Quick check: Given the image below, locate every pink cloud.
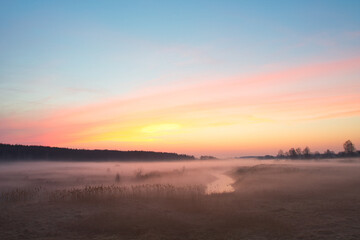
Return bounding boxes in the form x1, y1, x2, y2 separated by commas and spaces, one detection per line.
1, 56, 360, 147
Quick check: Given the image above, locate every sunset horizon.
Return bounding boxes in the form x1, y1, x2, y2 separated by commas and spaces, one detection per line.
1, 1, 359, 158
1, 1, 360, 239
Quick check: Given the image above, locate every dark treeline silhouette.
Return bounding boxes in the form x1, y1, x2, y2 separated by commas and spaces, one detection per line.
266, 140, 359, 160
0, 143, 195, 162
200, 155, 217, 160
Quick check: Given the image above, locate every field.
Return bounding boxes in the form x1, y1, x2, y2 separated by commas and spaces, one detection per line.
1, 159, 360, 240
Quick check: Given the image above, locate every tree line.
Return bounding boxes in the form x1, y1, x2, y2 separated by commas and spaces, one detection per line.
276, 140, 358, 159
0, 143, 195, 162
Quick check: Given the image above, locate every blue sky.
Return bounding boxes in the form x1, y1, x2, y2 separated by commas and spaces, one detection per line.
1, 1, 359, 94
0, 1, 359, 155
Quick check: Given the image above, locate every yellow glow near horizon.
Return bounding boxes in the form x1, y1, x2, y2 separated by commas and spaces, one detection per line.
78, 123, 182, 144
2, 57, 360, 157
141, 123, 181, 134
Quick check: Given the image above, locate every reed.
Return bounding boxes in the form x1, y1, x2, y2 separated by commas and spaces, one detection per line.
0, 184, 205, 203
0, 186, 43, 202
48, 184, 205, 202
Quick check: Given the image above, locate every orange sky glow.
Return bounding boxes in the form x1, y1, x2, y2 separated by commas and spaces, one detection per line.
1, 57, 359, 157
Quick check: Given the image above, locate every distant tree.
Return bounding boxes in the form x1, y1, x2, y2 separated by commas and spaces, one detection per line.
343, 140, 355, 154
288, 148, 297, 158
314, 151, 321, 158
295, 148, 302, 157
324, 149, 335, 158
200, 155, 217, 160
0, 143, 196, 161
277, 150, 284, 158
302, 146, 311, 158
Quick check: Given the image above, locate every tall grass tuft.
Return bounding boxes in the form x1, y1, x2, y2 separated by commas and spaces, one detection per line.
48, 184, 205, 203
115, 173, 121, 183
0, 186, 43, 202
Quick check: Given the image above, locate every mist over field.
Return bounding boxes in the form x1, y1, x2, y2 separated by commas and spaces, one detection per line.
1, 158, 360, 191
1, 158, 360, 239
1, 0, 360, 239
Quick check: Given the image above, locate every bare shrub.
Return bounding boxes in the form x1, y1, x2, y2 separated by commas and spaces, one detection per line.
115, 173, 121, 183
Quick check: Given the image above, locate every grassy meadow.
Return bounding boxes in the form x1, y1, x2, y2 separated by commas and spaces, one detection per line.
1, 159, 360, 240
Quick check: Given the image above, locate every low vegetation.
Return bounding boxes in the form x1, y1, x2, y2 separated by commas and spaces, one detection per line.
1, 160, 360, 240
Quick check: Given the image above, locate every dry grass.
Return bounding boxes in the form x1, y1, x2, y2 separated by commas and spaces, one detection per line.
0, 186, 43, 202
48, 184, 205, 202
0, 184, 205, 203
133, 167, 186, 181
0, 182, 293, 239
1, 162, 360, 240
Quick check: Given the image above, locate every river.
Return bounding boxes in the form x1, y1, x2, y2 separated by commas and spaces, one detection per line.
205, 172, 235, 194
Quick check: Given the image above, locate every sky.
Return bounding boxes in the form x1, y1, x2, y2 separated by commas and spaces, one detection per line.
0, 0, 360, 157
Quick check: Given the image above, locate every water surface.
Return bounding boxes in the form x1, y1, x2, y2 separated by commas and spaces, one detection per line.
206, 172, 235, 194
